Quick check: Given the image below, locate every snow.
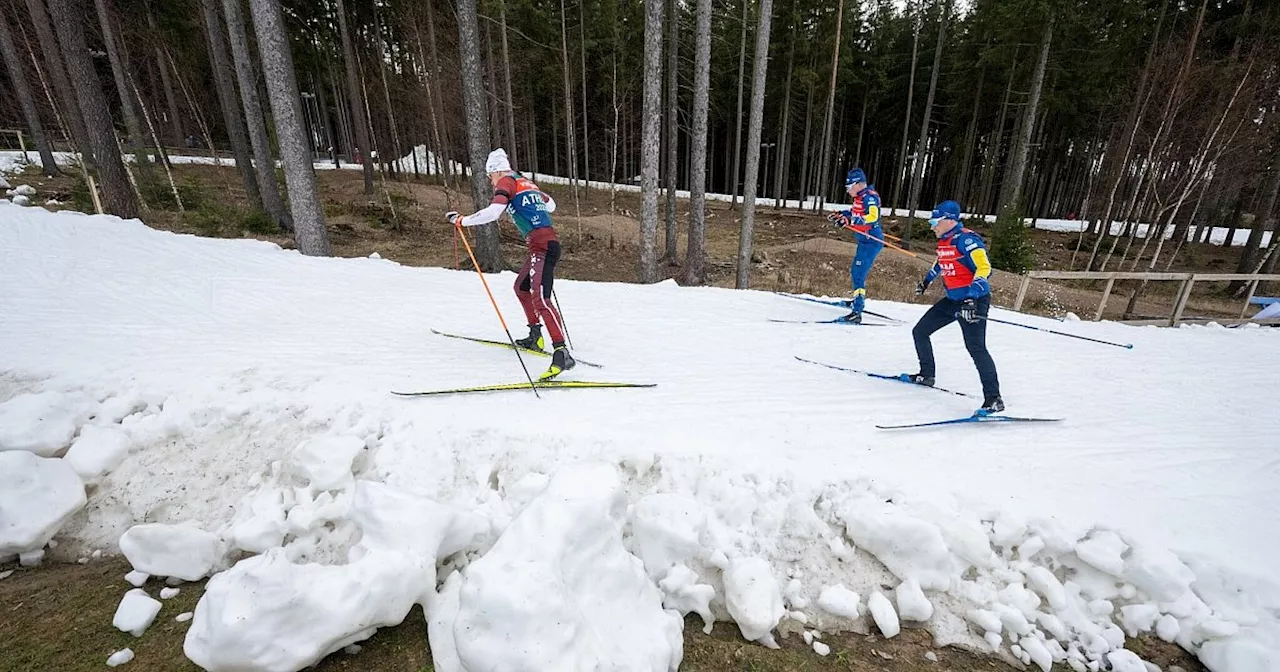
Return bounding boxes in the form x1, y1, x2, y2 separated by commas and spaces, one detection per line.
2, 203, 1280, 670
19, 548, 45, 566
63, 424, 133, 485
113, 588, 162, 636
161, 587, 180, 599
106, 648, 135, 667
896, 577, 934, 621
813, 640, 831, 656
124, 571, 148, 587
0, 452, 86, 555
431, 464, 682, 671
868, 591, 901, 638
817, 584, 861, 619
1109, 650, 1151, 672
11, 194, 30, 206
118, 523, 221, 581
0, 391, 87, 457
176, 612, 193, 622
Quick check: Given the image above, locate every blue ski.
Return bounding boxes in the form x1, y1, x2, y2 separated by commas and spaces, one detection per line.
876, 414, 1063, 430
795, 356, 976, 399
769, 318, 887, 326
774, 292, 902, 323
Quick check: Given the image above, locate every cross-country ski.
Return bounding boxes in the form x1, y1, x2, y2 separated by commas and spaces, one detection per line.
392, 380, 656, 397
875, 413, 1064, 430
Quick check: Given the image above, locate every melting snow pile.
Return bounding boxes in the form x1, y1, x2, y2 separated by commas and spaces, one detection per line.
1, 201, 1279, 672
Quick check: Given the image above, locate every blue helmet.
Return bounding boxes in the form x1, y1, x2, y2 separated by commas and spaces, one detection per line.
845, 168, 867, 187
931, 200, 962, 221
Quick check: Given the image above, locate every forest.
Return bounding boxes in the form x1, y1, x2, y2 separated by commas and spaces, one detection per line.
1, 0, 1278, 287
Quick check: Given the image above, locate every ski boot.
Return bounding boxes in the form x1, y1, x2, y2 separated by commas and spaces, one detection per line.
539, 344, 576, 381
901, 373, 935, 387
977, 396, 1005, 416
514, 324, 546, 352
839, 310, 863, 324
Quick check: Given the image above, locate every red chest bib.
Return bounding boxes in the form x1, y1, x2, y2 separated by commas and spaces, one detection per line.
936, 234, 976, 289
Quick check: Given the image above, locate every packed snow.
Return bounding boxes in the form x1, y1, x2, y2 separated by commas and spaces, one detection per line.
1, 201, 1279, 671
106, 648, 135, 667
113, 588, 162, 636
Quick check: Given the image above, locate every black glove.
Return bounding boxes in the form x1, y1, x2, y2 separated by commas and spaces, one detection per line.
826, 211, 849, 228
914, 279, 929, 296
446, 211, 461, 225
959, 298, 979, 323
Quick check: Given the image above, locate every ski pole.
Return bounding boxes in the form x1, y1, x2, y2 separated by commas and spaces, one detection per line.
551, 289, 573, 350
960, 313, 1134, 349
454, 222, 542, 396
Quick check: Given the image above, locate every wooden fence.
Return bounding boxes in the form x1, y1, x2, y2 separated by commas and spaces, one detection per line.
1011, 271, 1280, 326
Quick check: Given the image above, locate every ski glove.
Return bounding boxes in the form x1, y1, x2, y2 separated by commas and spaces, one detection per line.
446, 211, 461, 226
914, 279, 930, 296
959, 298, 980, 324
826, 211, 849, 228
968, 277, 990, 298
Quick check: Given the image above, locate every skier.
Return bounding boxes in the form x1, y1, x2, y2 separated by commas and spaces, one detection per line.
447, 148, 574, 380
906, 199, 1004, 414
825, 168, 883, 323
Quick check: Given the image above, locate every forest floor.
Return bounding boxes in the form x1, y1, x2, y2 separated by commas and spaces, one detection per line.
12, 161, 1272, 323
0, 558, 1202, 672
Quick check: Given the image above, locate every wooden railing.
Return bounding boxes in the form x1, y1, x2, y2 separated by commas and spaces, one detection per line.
1011, 271, 1280, 326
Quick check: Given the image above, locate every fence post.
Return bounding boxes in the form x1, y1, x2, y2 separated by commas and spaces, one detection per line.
1013, 275, 1032, 312
1094, 276, 1117, 321
1170, 276, 1197, 326
1239, 278, 1260, 319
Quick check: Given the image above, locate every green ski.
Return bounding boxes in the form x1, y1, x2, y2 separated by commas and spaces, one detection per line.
430, 329, 603, 368
392, 380, 655, 397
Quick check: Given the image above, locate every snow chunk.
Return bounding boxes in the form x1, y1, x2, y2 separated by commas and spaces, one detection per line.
106, 648, 135, 667
63, 425, 133, 485
0, 570, 13, 580
435, 464, 683, 670
1124, 546, 1194, 602
20, 548, 45, 566
725, 557, 785, 647
125, 571, 148, 587
113, 589, 162, 636
817, 584, 861, 619
1199, 637, 1279, 672
12, 194, 30, 206
984, 631, 1002, 650
13, 184, 35, 196
119, 523, 221, 581
1076, 531, 1128, 577
1107, 650, 1149, 672
186, 481, 481, 672
837, 497, 953, 590
1120, 604, 1160, 636
0, 452, 86, 555
288, 435, 364, 492
813, 640, 831, 656
161, 587, 180, 599
1018, 536, 1046, 561
967, 608, 1003, 634
926, 651, 939, 662
175, 612, 193, 622
0, 392, 82, 457
1027, 566, 1067, 610
658, 564, 715, 633
1021, 636, 1053, 672
867, 591, 900, 638
630, 494, 707, 579
896, 578, 934, 621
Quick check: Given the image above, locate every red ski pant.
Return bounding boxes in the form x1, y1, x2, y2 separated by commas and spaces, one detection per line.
514, 227, 566, 345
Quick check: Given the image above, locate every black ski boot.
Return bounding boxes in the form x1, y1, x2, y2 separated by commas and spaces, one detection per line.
839, 310, 863, 324
540, 344, 576, 381
902, 373, 935, 387
978, 396, 1005, 415
514, 324, 545, 352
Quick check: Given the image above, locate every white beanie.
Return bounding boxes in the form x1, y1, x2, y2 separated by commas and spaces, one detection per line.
485, 148, 511, 174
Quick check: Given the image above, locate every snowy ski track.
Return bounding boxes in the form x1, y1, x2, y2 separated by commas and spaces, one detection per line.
1, 201, 1278, 671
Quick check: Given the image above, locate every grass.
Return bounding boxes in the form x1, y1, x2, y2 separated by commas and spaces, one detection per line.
0, 558, 1203, 672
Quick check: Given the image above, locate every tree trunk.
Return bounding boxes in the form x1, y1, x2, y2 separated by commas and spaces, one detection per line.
144, 1, 185, 145
455, 0, 502, 270
335, 0, 374, 195
0, 7, 57, 176
904, 0, 949, 245
815, 0, 845, 212
499, 0, 517, 162
48, 0, 138, 218
315, 71, 340, 167
1237, 163, 1280, 273
223, 0, 290, 230
664, 0, 679, 261
798, 83, 814, 207
730, 0, 749, 207
247, 0, 329, 255
558, 0, 582, 236
684, 0, 711, 284
579, 0, 590, 187
774, 29, 795, 209
374, 10, 404, 187
24, 0, 92, 162
999, 17, 1052, 215
955, 64, 984, 204
893, 5, 920, 211
201, 0, 262, 211
734, 0, 773, 289
638, 0, 663, 282
92, 0, 149, 171
424, 0, 453, 186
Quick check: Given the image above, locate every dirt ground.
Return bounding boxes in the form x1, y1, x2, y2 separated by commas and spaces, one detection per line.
11, 162, 1272, 324
0, 558, 1204, 672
